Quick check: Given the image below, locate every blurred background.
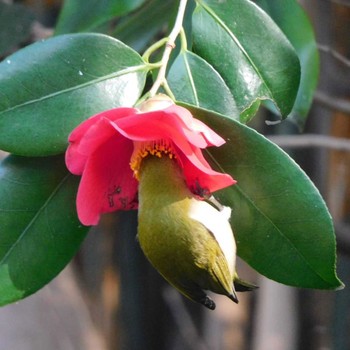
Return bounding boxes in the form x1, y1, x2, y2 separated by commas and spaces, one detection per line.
0, 0, 349, 349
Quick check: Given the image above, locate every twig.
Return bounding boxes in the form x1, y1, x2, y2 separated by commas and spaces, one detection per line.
162, 286, 209, 350
314, 90, 350, 115
336, 222, 350, 256
148, 0, 188, 97
322, 0, 350, 7
268, 134, 350, 152
318, 44, 350, 67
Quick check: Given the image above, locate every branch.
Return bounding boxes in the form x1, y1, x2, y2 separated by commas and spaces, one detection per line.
324, 0, 350, 7
314, 90, 350, 115
162, 286, 209, 350
336, 222, 350, 256
268, 134, 350, 152
149, 0, 188, 97
317, 44, 350, 67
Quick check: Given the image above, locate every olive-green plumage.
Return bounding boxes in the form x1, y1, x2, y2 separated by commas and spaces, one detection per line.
137, 156, 238, 310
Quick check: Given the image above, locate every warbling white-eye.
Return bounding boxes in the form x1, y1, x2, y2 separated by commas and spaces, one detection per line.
137, 155, 256, 310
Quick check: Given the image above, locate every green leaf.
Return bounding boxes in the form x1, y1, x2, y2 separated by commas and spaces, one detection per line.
0, 2, 35, 56
0, 155, 89, 305
55, 0, 145, 34
168, 50, 240, 118
185, 105, 342, 289
192, 0, 301, 122
254, 0, 319, 129
113, 0, 178, 52
0, 33, 148, 156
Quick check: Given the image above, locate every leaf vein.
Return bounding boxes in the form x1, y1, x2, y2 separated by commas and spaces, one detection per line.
198, 2, 274, 100
204, 149, 330, 284
0, 64, 148, 116
183, 52, 199, 106
0, 174, 71, 265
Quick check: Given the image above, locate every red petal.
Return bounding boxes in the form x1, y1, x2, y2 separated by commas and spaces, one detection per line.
67, 103, 235, 226
68, 107, 137, 144
111, 112, 205, 154
66, 107, 137, 174
75, 127, 138, 226
163, 105, 226, 147
178, 146, 236, 194
112, 108, 225, 151
110, 109, 236, 194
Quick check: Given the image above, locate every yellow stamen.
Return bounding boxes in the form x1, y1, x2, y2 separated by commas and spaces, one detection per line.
130, 139, 177, 180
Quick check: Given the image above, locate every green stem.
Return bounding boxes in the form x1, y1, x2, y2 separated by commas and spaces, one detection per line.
148, 0, 188, 97
162, 80, 176, 100
142, 37, 169, 63
179, 27, 188, 52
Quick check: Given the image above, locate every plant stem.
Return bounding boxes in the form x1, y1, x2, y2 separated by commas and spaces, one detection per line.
179, 27, 188, 52
142, 37, 168, 63
148, 0, 188, 97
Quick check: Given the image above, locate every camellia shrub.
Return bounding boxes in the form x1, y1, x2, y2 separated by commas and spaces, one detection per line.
0, 0, 343, 309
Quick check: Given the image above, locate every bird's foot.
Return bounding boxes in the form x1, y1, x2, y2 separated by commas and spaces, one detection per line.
200, 295, 216, 310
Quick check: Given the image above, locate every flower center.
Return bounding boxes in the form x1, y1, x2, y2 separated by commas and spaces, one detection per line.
130, 139, 177, 180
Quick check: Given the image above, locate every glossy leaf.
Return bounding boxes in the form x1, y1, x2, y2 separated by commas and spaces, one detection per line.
185, 104, 342, 289
0, 155, 89, 305
0, 33, 148, 156
0, 2, 35, 56
192, 0, 300, 122
168, 50, 239, 118
254, 0, 319, 128
55, 0, 145, 34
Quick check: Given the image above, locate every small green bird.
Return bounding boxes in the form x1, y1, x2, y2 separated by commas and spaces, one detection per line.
138, 156, 255, 310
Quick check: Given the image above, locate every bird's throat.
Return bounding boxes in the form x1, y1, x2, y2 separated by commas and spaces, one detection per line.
138, 156, 192, 206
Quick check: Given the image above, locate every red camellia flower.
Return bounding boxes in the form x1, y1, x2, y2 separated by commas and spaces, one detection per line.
66, 95, 236, 226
